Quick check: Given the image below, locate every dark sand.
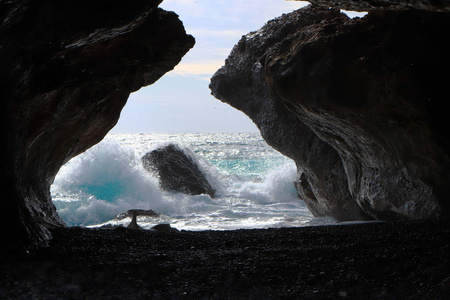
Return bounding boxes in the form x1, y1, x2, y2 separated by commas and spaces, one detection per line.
1, 218, 450, 299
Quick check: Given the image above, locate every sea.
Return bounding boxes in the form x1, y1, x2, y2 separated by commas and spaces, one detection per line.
51, 132, 334, 231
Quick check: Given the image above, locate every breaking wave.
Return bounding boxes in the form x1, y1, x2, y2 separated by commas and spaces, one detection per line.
51, 133, 313, 230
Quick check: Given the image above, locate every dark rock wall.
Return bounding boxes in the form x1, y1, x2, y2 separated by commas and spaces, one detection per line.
210, 6, 450, 221
210, 8, 371, 221
306, 0, 450, 12
0, 0, 194, 253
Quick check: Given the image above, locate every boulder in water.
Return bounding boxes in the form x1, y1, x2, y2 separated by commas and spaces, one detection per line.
142, 144, 216, 198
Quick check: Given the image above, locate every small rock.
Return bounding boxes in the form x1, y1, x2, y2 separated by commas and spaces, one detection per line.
151, 224, 179, 232
127, 211, 143, 230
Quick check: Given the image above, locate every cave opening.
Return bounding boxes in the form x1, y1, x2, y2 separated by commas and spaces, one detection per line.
2, 2, 450, 299
0, 0, 372, 255
49, 0, 315, 232
48, 1, 369, 231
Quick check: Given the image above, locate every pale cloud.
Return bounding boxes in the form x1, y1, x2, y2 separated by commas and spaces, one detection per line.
342, 10, 368, 18
163, 0, 197, 5
189, 28, 244, 38
204, 0, 308, 26
170, 59, 224, 77
285, 0, 310, 8
161, 0, 207, 18
114, 0, 309, 133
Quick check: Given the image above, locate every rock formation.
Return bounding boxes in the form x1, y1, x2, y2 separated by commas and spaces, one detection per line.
210, 5, 450, 221
151, 223, 179, 232
142, 144, 216, 198
305, 0, 450, 13
127, 211, 143, 230
115, 209, 160, 220
0, 0, 194, 253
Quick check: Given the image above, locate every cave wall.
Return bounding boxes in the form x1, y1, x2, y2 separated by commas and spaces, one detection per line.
0, 0, 194, 253
304, 0, 450, 12
210, 8, 372, 221
211, 5, 450, 221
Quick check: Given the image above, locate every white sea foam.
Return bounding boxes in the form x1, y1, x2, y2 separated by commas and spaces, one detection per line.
51, 133, 316, 230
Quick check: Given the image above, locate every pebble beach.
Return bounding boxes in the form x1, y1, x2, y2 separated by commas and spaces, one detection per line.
1, 218, 450, 299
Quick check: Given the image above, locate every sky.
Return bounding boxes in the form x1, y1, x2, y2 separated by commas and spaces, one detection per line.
111, 0, 363, 134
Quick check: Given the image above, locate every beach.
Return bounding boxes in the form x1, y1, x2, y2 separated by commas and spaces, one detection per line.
1, 218, 449, 299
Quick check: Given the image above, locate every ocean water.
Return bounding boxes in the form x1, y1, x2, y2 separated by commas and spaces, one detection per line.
51, 132, 324, 231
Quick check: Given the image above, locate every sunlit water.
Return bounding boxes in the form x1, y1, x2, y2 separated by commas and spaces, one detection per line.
51, 133, 334, 231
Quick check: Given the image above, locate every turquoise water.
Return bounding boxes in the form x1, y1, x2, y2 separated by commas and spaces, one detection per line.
51, 132, 315, 230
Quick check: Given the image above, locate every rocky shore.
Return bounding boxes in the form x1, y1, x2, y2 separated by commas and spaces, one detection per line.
1, 219, 449, 299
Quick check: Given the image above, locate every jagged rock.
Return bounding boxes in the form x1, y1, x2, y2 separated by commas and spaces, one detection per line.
210, 7, 371, 222
306, 0, 450, 12
142, 144, 216, 198
210, 6, 450, 221
0, 0, 194, 253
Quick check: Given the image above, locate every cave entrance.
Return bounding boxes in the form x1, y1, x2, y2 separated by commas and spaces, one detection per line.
110, 0, 365, 134
50, 1, 365, 231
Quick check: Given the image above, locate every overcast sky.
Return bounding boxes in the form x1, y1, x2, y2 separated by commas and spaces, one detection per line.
111, 0, 363, 133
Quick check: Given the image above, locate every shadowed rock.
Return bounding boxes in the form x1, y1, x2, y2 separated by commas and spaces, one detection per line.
127, 211, 143, 230
0, 0, 194, 253
305, 0, 450, 12
142, 144, 216, 198
151, 224, 179, 232
210, 7, 372, 222
210, 5, 450, 221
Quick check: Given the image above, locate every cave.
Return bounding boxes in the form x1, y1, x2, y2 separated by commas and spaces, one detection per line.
1, 0, 450, 298
2, 0, 450, 251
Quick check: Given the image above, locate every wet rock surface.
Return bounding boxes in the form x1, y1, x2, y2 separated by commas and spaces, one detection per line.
1, 219, 449, 299
0, 0, 194, 253
210, 6, 450, 221
142, 144, 216, 198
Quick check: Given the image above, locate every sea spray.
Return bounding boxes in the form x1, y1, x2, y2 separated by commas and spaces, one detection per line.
227, 162, 299, 204
51, 139, 164, 225
51, 133, 315, 229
